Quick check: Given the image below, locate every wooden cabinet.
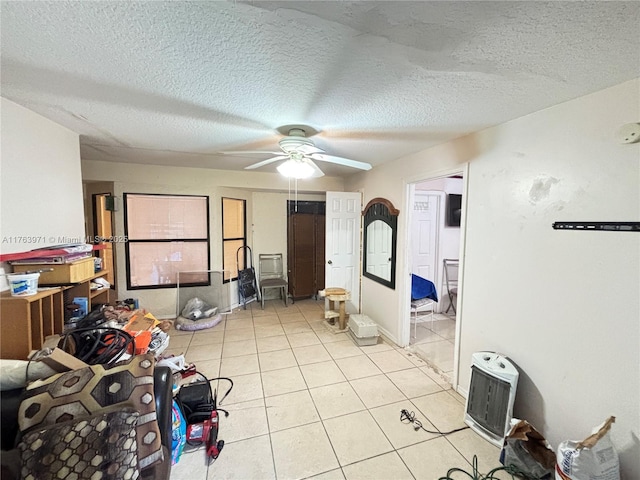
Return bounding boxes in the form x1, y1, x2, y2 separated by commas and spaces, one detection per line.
63, 270, 111, 310
0, 270, 111, 360
0, 287, 64, 360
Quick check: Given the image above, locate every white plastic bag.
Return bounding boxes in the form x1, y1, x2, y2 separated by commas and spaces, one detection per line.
555, 416, 620, 480
181, 297, 217, 320
157, 354, 187, 373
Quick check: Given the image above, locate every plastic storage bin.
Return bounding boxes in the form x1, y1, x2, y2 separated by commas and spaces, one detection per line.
348, 314, 378, 337
7, 273, 40, 296
348, 330, 379, 346
348, 314, 379, 346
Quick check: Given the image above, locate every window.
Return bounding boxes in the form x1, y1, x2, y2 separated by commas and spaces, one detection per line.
124, 193, 210, 289
222, 198, 246, 282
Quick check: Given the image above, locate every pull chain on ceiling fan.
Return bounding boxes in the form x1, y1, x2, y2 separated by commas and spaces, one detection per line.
220, 126, 372, 178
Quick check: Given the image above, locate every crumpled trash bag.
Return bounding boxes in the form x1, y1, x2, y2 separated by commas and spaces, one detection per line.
500, 419, 556, 479
181, 297, 218, 320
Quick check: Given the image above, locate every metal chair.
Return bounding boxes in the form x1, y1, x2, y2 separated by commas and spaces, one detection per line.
410, 274, 438, 338
411, 297, 436, 338
258, 253, 288, 309
443, 259, 459, 314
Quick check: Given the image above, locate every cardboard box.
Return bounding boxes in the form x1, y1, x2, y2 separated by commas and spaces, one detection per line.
42, 334, 63, 350
124, 312, 159, 332
14, 257, 95, 284
39, 347, 89, 372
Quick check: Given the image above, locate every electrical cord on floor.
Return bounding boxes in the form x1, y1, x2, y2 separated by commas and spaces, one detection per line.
400, 409, 469, 435
437, 455, 528, 480
400, 412, 535, 480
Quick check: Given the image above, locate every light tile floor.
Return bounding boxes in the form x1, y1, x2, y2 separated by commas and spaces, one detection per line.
409, 313, 456, 379
167, 299, 503, 480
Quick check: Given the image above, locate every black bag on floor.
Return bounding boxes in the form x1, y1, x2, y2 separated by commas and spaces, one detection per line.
175, 374, 233, 426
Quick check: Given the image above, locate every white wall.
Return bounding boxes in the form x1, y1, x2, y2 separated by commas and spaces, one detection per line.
82, 160, 341, 315
347, 79, 640, 478
0, 98, 84, 290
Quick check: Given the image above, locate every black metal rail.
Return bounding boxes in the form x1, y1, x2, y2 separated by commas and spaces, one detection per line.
552, 222, 640, 232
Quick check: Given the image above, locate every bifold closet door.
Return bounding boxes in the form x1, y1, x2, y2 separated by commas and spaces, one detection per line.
315, 214, 325, 294
289, 213, 316, 298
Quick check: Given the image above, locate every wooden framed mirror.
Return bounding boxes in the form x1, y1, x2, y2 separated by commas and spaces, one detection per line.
362, 198, 399, 289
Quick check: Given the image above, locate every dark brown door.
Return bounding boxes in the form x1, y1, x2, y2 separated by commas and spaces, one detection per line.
287, 201, 325, 300
315, 214, 325, 292
290, 214, 315, 298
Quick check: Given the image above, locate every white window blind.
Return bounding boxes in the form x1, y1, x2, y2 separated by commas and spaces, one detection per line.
125, 194, 209, 289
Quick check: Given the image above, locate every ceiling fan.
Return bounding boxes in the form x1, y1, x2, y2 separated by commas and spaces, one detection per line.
220, 126, 373, 178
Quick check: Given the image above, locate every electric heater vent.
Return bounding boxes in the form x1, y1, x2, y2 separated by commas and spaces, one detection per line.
464, 352, 518, 447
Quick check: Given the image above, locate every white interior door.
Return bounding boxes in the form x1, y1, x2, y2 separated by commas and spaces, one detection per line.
411, 192, 441, 282
326, 192, 361, 313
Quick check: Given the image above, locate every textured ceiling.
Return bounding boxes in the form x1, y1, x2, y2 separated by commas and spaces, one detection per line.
2, 1, 639, 177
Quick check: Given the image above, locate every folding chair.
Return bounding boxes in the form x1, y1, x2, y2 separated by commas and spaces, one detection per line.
258, 253, 288, 309
443, 259, 459, 314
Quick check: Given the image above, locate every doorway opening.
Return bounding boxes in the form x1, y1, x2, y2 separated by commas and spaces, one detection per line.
287, 200, 326, 300
405, 173, 465, 385
92, 193, 116, 287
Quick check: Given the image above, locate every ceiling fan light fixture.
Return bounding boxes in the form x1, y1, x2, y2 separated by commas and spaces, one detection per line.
227, 124, 370, 174
277, 158, 315, 179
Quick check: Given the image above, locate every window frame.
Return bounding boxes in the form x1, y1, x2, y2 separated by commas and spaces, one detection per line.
124, 193, 211, 290
221, 197, 247, 283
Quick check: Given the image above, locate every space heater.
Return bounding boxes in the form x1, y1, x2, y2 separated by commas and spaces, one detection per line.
464, 351, 519, 447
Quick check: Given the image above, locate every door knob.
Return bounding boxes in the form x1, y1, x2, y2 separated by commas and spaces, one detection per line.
327, 260, 333, 265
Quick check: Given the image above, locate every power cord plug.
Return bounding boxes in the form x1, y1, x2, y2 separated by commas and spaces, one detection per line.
400, 409, 469, 436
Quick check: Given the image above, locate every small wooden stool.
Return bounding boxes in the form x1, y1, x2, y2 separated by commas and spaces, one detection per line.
319, 288, 351, 330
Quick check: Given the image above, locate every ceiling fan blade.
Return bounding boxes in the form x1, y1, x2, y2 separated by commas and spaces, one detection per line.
305, 159, 325, 178
308, 153, 372, 171
245, 156, 289, 170
296, 144, 324, 155
220, 150, 283, 156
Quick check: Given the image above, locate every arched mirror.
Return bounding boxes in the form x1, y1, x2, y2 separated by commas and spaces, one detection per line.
363, 198, 399, 289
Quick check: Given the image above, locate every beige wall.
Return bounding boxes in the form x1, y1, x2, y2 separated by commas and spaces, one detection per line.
81, 160, 340, 315
346, 79, 640, 478
251, 191, 326, 289
0, 98, 84, 290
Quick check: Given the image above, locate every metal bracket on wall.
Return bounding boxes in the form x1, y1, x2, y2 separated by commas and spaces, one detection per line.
552, 222, 640, 232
